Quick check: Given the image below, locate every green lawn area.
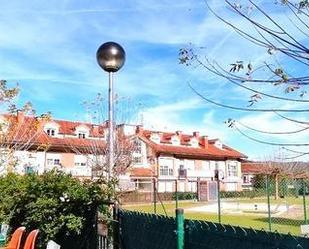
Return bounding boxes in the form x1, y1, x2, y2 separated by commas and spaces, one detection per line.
123, 198, 308, 236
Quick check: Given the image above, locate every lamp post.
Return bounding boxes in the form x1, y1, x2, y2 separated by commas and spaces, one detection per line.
96, 42, 126, 180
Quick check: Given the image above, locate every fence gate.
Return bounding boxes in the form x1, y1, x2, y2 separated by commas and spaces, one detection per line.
97, 203, 120, 249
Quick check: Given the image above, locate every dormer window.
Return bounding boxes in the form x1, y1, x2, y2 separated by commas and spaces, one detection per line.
190, 137, 199, 147
171, 136, 180, 146
78, 132, 86, 139
75, 125, 90, 139
46, 128, 56, 137
150, 133, 160, 144
215, 140, 223, 149
44, 122, 59, 137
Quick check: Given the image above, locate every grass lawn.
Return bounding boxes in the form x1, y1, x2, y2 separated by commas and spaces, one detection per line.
123, 198, 307, 236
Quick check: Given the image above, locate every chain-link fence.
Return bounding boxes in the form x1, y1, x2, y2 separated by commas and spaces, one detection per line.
122, 176, 309, 236
217, 176, 309, 235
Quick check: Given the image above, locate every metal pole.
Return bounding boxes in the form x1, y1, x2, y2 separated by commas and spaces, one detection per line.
108, 72, 114, 181
175, 180, 179, 209
176, 208, 184, 249
302, 179, 308, 224
217, 179, 221, 223
266, 175, 272, 231
153, 178, 157, 214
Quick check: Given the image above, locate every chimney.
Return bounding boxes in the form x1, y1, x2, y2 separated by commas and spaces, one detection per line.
201, 135, 208, 149
92, 125, 100, 136
136, 125, 144, 135
176, 130, 182, 137
17, 110, 25, 124
193, 131, 200, 138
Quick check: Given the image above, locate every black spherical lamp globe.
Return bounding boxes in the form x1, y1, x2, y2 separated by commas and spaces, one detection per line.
96, 42, 126, 72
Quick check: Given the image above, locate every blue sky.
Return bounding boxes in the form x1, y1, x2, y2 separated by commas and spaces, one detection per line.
1, 0, 309, 160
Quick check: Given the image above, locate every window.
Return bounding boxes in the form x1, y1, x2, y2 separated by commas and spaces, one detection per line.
169, 168, 174, 176
78, 132, 86, 139
160, 166, 173, 176
160, 166, 168, 176
134, 140, 142, 154
74, 155, 87, 167
150, 133, 160, 143
243, 175, 249, 183
171, 136, 180, 145
178, 166, 187, 178
190, 138, 198, 147
75, 162, 87, 166
46, 128, 56, 136
47, 159, 60, 165
133, 156, 142, 164
25, 166, 34, 174
228, 163, 238, 177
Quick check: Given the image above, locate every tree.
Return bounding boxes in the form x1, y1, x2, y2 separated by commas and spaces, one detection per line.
0, 80, 19, 110
0, 171, 108, 249
0, 80, 52, 174
0, 111, 51, 174
252, 158, 308, 199
67, 93, 138, 188
179, 1, 309, 160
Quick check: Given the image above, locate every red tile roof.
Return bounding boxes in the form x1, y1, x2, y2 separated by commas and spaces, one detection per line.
1, 113, 106, 152
130, 167, 155, 177
54, 119, 104, 137
138, 129, 246, 160
241, 162, 265, 174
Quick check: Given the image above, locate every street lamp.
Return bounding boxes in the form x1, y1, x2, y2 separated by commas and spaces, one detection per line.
96, 42, 126, 180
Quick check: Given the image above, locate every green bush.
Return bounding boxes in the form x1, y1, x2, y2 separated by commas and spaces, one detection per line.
0, 171, 111, 249
172, 192, 197, 200
220, 190, 266, 199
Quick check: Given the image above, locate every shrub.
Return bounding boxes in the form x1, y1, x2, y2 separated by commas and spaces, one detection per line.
172, 192, 197, 200
220, 190, 266, 199
0, 171, 110, 249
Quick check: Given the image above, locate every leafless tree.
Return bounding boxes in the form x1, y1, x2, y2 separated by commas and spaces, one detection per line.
67, 94, 138, 187
248, 153, 309, 199
179, 0, 309, 160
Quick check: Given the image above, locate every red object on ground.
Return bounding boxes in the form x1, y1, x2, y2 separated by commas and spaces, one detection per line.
5, 227, 26, 249
22, 230, 39, 249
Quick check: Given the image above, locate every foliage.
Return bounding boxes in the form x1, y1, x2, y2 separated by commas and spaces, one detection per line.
252, 174, 266, 189
0, 170, 111, 249
172, 192, 197, 200
220, 190, 265, 199
0, 80, 19, 105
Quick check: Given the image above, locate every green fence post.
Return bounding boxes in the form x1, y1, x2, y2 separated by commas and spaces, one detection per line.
175, 180, 179, 209
153, 178, 157, 214
302, 179, 307, 224
266, 175, 272, 232
176, 208, 184, 249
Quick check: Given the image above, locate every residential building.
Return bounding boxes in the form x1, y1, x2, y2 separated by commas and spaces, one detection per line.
120, 125, 247, 192
0, 112, 107, 178
241, 161, 263, 190
0, 113, 247, 192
